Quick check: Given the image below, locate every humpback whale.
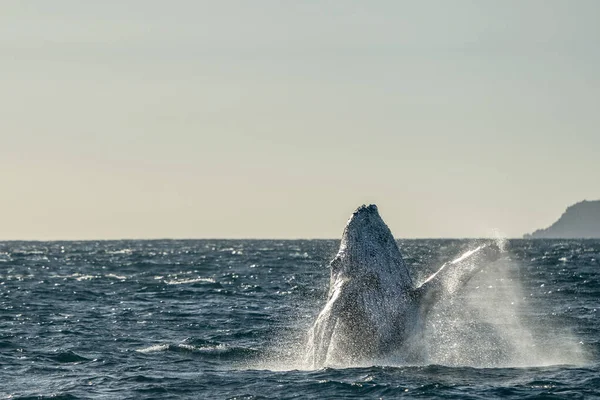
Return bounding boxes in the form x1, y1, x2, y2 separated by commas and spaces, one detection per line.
307, 204, 501, 367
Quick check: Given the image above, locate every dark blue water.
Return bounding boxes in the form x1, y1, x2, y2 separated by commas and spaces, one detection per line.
1, 240, 599, 399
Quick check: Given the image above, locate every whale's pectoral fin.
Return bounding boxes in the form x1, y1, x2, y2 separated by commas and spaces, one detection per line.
308, 279, 349, 367
415, 243, 502, 312
310, 313, 338, 368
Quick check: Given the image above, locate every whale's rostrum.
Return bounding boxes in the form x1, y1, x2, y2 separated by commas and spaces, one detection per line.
306, 204, 500, 368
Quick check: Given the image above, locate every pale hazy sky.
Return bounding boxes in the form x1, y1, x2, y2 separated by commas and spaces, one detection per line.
2, 1, 599, 240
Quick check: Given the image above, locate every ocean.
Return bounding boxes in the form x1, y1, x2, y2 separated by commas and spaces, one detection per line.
1, 239, 598, 399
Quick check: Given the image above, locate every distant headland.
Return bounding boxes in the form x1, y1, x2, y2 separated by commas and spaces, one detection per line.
524, 200, 600, 239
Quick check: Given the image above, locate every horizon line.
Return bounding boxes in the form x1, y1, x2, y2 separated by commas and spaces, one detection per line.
0, 236, 573, 242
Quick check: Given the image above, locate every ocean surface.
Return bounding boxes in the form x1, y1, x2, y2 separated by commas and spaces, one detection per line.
1, 239, 599, 399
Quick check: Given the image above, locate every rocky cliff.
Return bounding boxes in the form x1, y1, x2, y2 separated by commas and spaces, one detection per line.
524, 200, 600, 238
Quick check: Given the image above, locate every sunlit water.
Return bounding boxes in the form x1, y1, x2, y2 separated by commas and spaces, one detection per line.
1, 240, 599, 398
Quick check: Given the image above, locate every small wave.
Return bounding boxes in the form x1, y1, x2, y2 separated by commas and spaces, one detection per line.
289, 252, 310, 259
136, 344, 170, 353
105, 273, 127, 280
50, 273, 99, 281
10, 250, 46, 256
74, 274, 98, 281
50, 273, 127, 281
165, 277, 216, 285
118, 374, 180, 383
106, 249, 133, 255
0, 274, 35, 281
9, 394, 81, 400
47, 350, 91, 363
136, 341, 258, 360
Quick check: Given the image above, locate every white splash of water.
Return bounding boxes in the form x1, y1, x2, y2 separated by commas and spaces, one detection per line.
424, 238, 587, 367
136, 344, 170, 353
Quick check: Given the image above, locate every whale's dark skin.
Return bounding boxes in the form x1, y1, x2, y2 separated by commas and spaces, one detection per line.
307, 204, 501, 367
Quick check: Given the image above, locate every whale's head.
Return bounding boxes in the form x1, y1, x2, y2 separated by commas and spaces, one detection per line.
330, 204, 413, 292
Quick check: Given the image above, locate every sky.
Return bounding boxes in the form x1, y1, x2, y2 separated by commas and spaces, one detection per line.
1, 1, 599, 240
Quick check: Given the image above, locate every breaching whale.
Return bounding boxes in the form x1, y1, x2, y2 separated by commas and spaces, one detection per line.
307, 204, 501, 367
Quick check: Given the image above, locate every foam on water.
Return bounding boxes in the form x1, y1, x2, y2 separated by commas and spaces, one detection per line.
137, 344, 171, 353
165, 277, 216, 285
